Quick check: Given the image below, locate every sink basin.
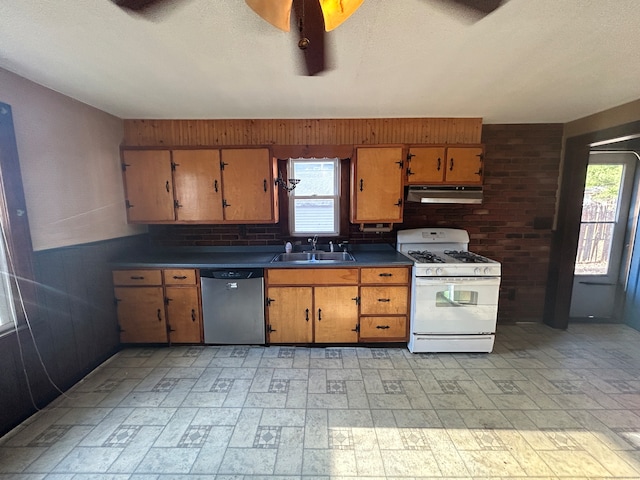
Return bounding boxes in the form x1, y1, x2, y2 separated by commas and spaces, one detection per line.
271, 251, 355, 263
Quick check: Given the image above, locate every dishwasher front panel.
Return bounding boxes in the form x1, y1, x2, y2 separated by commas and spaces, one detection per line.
201, 274, 265, 344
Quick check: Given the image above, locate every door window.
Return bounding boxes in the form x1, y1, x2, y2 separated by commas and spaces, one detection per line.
574, 163, 625, 275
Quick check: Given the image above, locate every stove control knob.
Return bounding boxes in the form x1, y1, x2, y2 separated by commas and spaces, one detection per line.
484, 267, 491, 275
425, 268, 432, 275
435, 268, 443, 275
474, 267, 481, 275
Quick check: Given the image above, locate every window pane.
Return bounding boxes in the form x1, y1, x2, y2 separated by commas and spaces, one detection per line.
291, 160, 336, 196
581, 164, 623, 222
574, 223, 614, 275
293, 199, 336, 234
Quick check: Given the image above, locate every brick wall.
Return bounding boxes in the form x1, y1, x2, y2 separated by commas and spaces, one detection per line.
149, 123, 563, 322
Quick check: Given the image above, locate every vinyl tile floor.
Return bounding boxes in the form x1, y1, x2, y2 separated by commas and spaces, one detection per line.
2, 323, 640, 479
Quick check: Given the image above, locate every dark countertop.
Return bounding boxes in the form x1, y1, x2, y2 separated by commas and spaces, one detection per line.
112, 244, 413, 269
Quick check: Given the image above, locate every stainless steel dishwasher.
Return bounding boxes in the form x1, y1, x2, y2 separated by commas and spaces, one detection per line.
200, 268, 265, 344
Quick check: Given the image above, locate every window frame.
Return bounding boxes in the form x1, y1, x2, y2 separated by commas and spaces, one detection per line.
287, 157, 341, 237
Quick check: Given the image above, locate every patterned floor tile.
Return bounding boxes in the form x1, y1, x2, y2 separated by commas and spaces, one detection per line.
278, 347, 296, 358
268, 379, 290, 393
382, 380, 405, 394
29, 425, 72, 447
325, 349, 342, 359
253, 426, 282, 449
437, 380, 465, 394
493, 379, 524, 394
399, 428, 429, 450
210, 378, 234, 393
329, 427, 354, 450
326, 380, 347, 394
152, 378, 179, 392
177, 425, 211, 447
103, 425, 141, 447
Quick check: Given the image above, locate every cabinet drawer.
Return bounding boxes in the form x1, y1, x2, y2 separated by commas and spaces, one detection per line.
360, 316, 407, 339
164, 269, 197, 285
113, 269, 162, 286
267, 268, 358, 285
360, 267, 409, 284
360, 286, 408, 315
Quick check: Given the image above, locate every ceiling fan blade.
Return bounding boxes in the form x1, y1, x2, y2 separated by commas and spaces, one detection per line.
448, 0, 503, 16
111, 0, 166, 11
319, 0, 364, 31
293, 0, 326, 75
245, 0, 293, 32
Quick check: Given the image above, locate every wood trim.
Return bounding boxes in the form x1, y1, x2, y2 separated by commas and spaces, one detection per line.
0, 103, 36, 325
122, 118, 483, 147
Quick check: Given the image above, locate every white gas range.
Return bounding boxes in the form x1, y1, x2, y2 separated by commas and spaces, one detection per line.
397, 228, 501, 353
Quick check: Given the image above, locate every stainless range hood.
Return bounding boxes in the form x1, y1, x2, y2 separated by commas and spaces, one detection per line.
406, 186, 483, 204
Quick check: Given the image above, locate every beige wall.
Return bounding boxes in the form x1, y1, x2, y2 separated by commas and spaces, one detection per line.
0, 68, 145, 251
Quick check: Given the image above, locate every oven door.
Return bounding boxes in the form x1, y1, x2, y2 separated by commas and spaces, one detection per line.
412, 276, 500, 334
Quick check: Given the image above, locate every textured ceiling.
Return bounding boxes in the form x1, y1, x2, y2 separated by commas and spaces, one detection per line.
1, 0, 639, 123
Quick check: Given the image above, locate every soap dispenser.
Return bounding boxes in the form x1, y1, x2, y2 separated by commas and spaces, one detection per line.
285, 242, 293, 253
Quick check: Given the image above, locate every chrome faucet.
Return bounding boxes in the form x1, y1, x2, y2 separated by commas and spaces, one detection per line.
308, 234, 319, 251
329, 241, 334, 252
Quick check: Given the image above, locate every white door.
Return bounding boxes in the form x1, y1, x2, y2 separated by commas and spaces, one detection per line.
570, 152, 638, 319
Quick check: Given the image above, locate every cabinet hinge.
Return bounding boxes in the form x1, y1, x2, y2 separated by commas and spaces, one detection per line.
117, 323, 124, 333
174, 200, 182, 209
394, 198, 403, 207
266, 297, 275, 306
351, 323, 360, 333
351, 296, 360, 305
396, 160, 404, 169
121, 163, 130, 171
222, 199, 230, 208
114, 297, 121, 306
220, 160, 228, 170
171, 162, 179, 171
267, 324, 277, 333
406, 152, 415, 161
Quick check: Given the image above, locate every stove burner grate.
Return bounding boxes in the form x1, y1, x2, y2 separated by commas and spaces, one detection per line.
407, 250, 445, 263
444, 250, 489, 263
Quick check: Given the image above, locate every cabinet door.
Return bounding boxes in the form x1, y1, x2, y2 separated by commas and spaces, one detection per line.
173, 150, 223, 221
221, 148, 276, 222
407, 147, 446, 184
122, 150, 175, 222
444, 147, 484, 184
360, 286, 409, 315
314, 286, 359, 343
351, 147, 404, 222
267, 287, 313, 343
115, 286, 167, 343
165, 286, 201, 343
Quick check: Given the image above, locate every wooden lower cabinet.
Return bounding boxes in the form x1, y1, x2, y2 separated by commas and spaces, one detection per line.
266, 266, 408, 344
113, 269, 202, 344
314, 286, 359, 343
115, 286, 167, 343
267, 286, 313, 343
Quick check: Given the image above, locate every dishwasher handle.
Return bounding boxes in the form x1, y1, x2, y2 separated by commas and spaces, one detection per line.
200, 268, 264, 280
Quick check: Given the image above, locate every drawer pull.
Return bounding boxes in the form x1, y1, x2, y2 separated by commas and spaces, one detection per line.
376, 325, 390, 329
379, 273, 393, 277
130, 276, 145, 280
191, 309, 196, 322
172, 275, 188, 280
377, 298, 391, 302
157, 309, 162, 322
318, 308, 322, 321
305, 308, 309, 322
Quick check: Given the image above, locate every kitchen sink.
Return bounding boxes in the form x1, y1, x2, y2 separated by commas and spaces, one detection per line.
271, 251, 355, 263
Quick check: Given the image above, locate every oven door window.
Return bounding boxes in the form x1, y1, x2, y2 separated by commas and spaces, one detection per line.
436, 288, 478, 307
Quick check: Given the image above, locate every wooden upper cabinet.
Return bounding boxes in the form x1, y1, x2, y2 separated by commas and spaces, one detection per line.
220, 148, 278, 223
122, 150, 175, 222
351, 147, 404, 223
173, 150, 223, 221
445, 146, 484, 184
406, 147, 446, 184
407, 145, 483, 185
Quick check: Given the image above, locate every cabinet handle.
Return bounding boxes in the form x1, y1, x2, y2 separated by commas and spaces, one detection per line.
166, 181, 170, 192
318, 308, 322, 321
351, 296, 360, 305
214, 179, 218, 192
437, 157, 441, 171
359, 179, 363, 191
268, 324, 276, 333
191, 309, 196, 322
377, 298, 391, 302
351, 324, 360, 332
172, 275, 187, 280
130, 276, 145, 280
223, 199, 230, 208
263, 179, 267, 192
305, 308, 309, 322
157, 309, 162, 322
376, 325, 390, 330
394, 198, 402, 206
379, 273, 393, 277
449, 158, 454, 171
167, 324, 176, 333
